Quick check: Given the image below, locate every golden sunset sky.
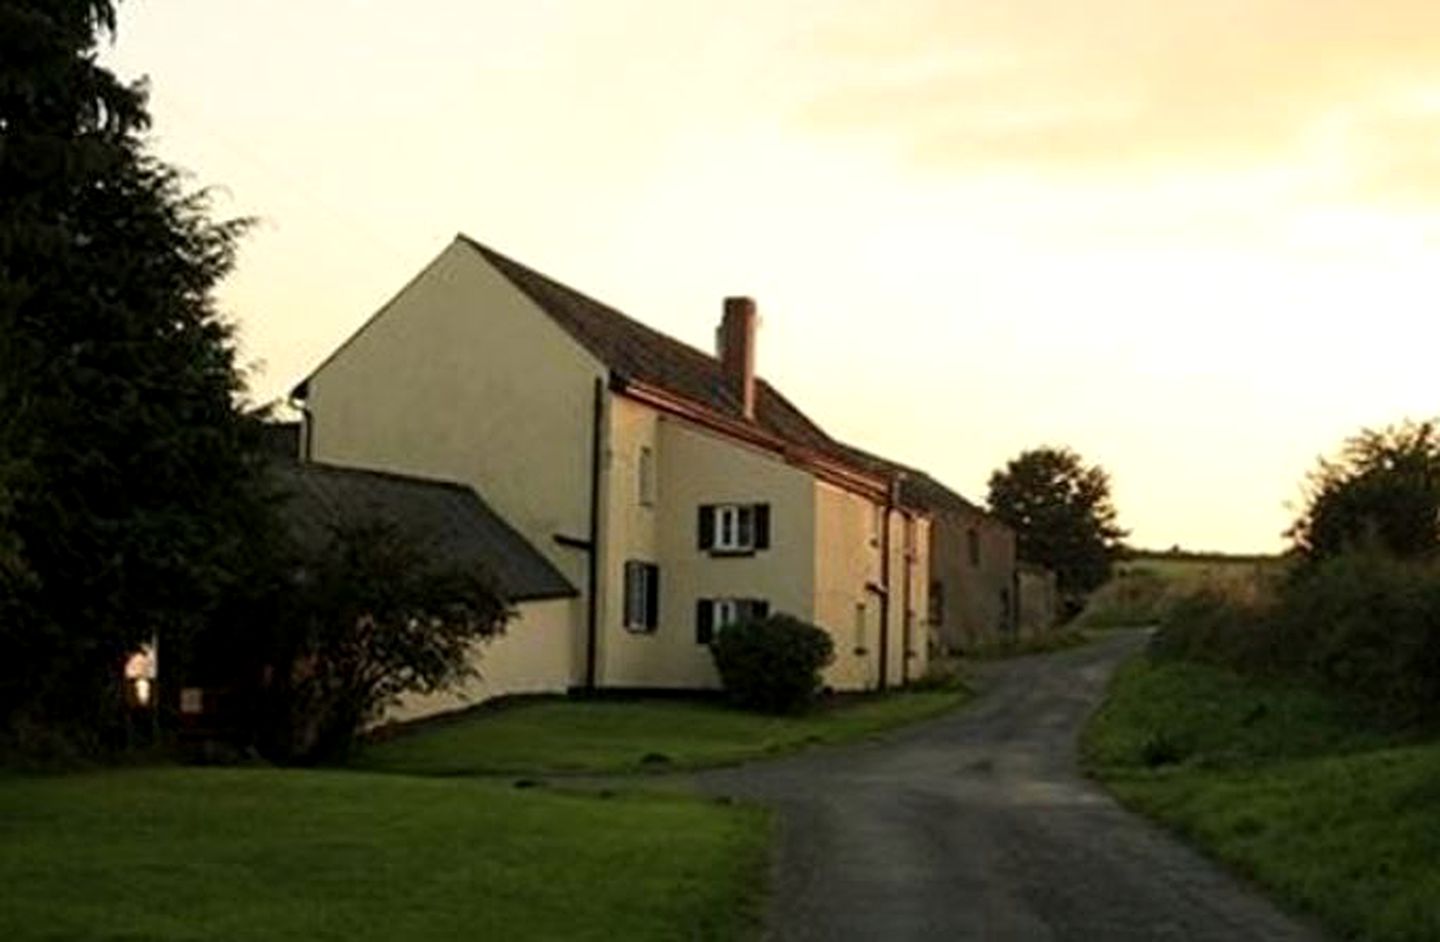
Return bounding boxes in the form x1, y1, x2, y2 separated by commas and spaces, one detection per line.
104, 1, 1440, 553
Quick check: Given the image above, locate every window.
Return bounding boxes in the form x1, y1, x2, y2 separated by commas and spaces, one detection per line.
854, 602, 868, 654
695, 597, 769, 644
967, 528, 980, 567
638, 446, 656, 507
623, 561, 660, 632
928, 580, 944, 626
698, 503, 770, 554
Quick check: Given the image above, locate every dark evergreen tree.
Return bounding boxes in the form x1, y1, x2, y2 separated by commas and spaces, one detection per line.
987, 446, 1126, 601
0, 1, 263, 748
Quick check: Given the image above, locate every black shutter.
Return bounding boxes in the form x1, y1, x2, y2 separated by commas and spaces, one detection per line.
696, 599, 714, 644
698, 505, 715, 550
622, 562, 636, 627
753, 504, 770, 550
645, 564, 660, 630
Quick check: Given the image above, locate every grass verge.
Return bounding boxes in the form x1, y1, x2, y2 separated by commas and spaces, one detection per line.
0, 766, 769, 942
356, 688, 967, 776
1083, 655, 1440, 942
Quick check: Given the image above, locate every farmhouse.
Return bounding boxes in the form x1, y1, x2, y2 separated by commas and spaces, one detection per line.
291, 236, 940, 709
288, 235, 1057, 720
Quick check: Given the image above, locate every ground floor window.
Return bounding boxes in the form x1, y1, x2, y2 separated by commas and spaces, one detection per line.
623, 561, 660, 632
695, 597, 769, 644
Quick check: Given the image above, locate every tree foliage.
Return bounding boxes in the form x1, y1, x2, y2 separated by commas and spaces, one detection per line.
234, 519, 512, 764
1287, 420, 1440, 563
0, 1, 264, 746
987, 446, 1126, 598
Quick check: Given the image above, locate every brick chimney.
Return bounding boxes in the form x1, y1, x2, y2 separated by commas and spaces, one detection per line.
717, 296, 757, 420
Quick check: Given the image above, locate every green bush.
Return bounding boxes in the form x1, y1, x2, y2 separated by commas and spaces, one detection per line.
1148, 587, 1287, 674
709, 614, 835, 714
1278, 554, 1440, 725
1078, 568, 1173, 628
1152, 552, 1440, 727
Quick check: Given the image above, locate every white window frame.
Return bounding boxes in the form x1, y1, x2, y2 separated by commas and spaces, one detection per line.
712, 598, 742, 629
623, 561, 658, 632
713, 504, 755, 552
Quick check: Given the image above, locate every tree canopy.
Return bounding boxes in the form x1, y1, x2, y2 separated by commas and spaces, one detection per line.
1287, 419, 1440, 563
987, 446, 1126, 598
1, 0, 264, 746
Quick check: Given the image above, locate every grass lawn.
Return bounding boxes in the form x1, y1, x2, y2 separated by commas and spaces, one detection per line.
1084, 655, 1440, 942
356, 689, 967, 777
0, 766, 769, 942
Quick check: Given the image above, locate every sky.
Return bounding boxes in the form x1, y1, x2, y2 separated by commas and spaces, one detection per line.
102, 0, 1440, 554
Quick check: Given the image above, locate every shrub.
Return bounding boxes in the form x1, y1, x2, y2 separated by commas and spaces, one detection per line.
1078, 568, 1172, 628
1149, 585, 1287, 675
709, 614, 834, 713
1277, 553, 1440, 725
1152, 552, 1440, 727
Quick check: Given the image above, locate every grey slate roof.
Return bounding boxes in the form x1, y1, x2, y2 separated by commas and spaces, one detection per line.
834, 441, 996, 522
459, 235, 849, 463
270, 461, 576, 603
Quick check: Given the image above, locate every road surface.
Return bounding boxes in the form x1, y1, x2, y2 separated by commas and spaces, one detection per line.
698, 631, 1322, 941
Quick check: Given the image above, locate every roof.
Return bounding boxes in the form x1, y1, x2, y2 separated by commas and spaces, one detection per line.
459, 235, 849, 463
270, 461, 577, 603
833, 441, 999, 523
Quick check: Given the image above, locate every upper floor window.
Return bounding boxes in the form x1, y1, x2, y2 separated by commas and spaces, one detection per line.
623, 560, 659, 632
698, 503, 770, 555
695, 597, 769, 644
638, 446, 656, 507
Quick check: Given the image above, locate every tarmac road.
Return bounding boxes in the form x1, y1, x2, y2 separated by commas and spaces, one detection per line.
697, 631, 1323, 941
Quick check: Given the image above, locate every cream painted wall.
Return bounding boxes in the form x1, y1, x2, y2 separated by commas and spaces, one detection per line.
812, 480, 879, 691
379, 597, 577, 725
813, 485, 930, 691
596, 409, 818, 688
303, 239, 606, 663
898, 512, 931, 683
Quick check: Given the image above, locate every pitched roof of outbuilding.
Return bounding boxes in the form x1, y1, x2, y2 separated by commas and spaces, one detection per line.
459, 235, 844, 460
270, 460, 577, 603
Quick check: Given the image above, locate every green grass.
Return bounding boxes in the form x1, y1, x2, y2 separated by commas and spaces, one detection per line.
356, 689, 968, 777
1084, 655, 1440, 942
0, 766, 770, 942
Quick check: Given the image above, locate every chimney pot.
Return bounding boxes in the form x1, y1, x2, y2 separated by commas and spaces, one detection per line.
717, 297, 758, 420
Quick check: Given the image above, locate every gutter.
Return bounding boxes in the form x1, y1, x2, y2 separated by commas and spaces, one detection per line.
288, 381, 314, 461
583, 377, 604, 691
877, 479, 895, 692
901, 512, 913, 685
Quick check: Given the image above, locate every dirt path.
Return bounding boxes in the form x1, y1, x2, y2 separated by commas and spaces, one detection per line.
697, 631, 1322, 941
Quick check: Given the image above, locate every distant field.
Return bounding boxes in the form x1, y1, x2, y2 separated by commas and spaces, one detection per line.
1079, 552, 1284, 629
1116, 552, 1283, 583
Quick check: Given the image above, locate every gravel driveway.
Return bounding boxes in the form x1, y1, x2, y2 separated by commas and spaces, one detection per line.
697, 631, 1323, 941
